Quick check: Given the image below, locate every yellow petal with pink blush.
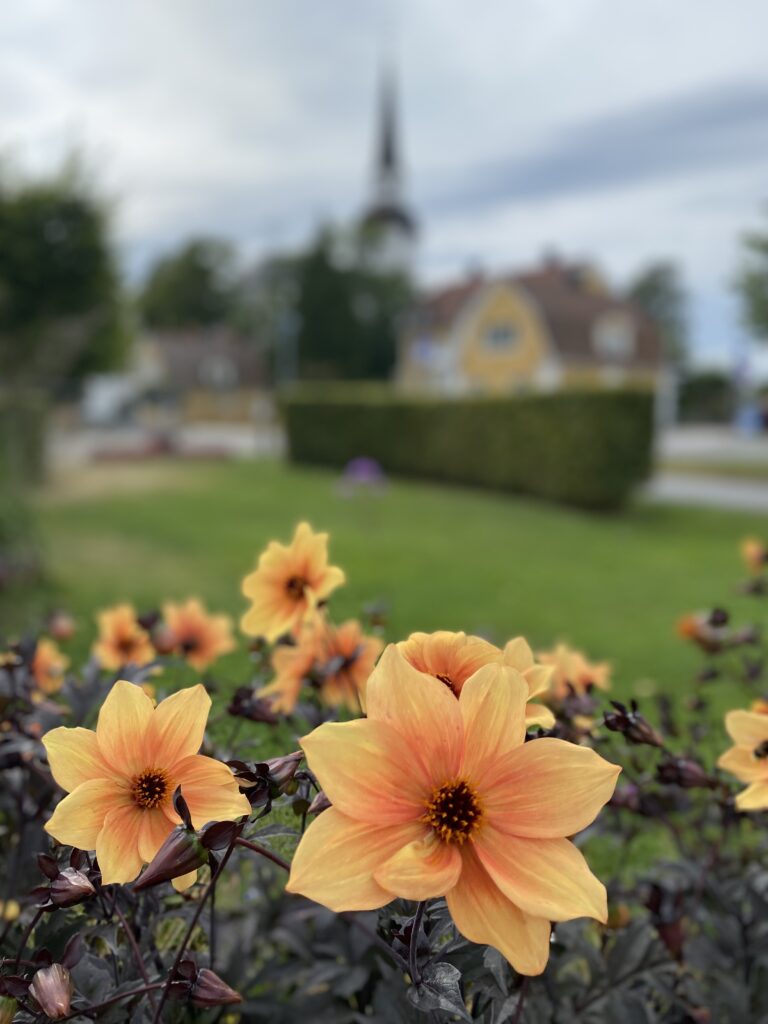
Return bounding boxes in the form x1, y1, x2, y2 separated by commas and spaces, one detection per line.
525, 703, 555, 729
459, 665, 528, 781
96, 680, 154, 778
45, 779, 129, 850
286, 807, 424, 912
374, 834, 462, 900
735, 780, 768, 810
96, 805, 145, 884
480, 738, 621, 838
365, 645, 463, 785
475, 828, 607, 922
724, 710, 768, 748
43, 727, 113, 793
717, 745, 767, 783
170, 754, 251, 828
446, 846, 552, 976
146, 685, 210, 768
300, 719, 429, 825
137, 809, 174, 864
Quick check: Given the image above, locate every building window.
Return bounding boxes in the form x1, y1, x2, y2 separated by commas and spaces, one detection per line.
484, 322, 519, 348
592, 314, 635, 360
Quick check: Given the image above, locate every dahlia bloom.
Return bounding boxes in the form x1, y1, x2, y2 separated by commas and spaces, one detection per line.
259, 620, 323, 714
287, 646, 620, 974
44, 681, 251, 886
93, 604, 155, 671
397, 631, 554, 728
537, 643, 611, 701
162, 598, 235, 671
32, 639, 69, 695
741, 536, 767, 576
241, 522, 346, 642
717, 709, 768, 810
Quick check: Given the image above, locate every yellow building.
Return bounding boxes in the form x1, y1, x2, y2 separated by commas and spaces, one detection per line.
398, 258, 664, 396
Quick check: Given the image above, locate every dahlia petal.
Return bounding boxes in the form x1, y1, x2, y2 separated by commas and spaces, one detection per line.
502, 637, 535, 672
43, 727, 113, 793
314, 565, 346, 600
717, 745, 766, 783
480, 738, 621, 838
96, 680, 154, 777
365, 645, 463, 785
146, 685, 210, 767
725, 710, 768, 748
286, 807, 423, 912
475, 828, 607, 922
524, 666, 554, 701
137, 809, 174, 863
300, 719, 429, 824
172, 870, 199, 892
459, 665, 528, 780
96, 805, 145, 884
525, 703, 556, 729
170, 755, 250, 828
374, 835, 461, 900
446, 846, 551, 975
735, 780, 768, 810
45, 779, 129, 851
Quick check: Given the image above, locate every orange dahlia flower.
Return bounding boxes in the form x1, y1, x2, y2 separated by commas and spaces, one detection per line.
717, 709, 768, 810
287, 646, 619, 974
316, 620, 384, 711
259, 620, 324, 714
241, 522, 346, 642
397, 631, 554, 729
93, 605, 155, 671
32, 639, 69, 695
741, 536, 768, 576
162, 598, 235, 671
43, 681, 251, 886
537, 643, 611, 702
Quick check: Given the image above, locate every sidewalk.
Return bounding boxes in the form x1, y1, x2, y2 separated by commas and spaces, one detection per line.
644, 472, 768, 512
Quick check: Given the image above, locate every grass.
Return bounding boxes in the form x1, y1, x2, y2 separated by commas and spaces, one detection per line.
9, 457, 765, 731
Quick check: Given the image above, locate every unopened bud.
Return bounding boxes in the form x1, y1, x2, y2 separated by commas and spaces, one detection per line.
133, 826, 207, 891
656, 757, 716, 790
603, 701, 664, 748
190, 968, 242, 1009
265, 751, 303, 794
227, 688, 279, 724
49, 867, 96, 908
29, 964, 72, 1020
152, 624, 178, 656
308, 789, 331, 815
47, 611, 76, 643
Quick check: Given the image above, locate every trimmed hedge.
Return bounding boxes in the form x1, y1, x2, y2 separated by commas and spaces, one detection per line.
282, 386, 655, 510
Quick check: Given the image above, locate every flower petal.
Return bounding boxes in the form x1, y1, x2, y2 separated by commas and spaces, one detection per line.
170, 754, 251, 828
460, 665, 528, 781
286, 807, 423, 912
146, 685, 211, 768
725, 710, 768, 748
717, 745, 767, 783
172, 870, 199, 892
96, 680, 155, 777
96, 805, 145, 884
137, 810, 174, 864
475, 828, 607, 922
446, 845, 551, 975
300, 719, 429, 825
374, 835, 461, 900
365, 645, 463, 785
502, 637, 534, 672
43, 727, 113, 793
480, 738, 621, 838
525, 703, 555, 729
735, 780, 768, 810
45, 779, 129, 850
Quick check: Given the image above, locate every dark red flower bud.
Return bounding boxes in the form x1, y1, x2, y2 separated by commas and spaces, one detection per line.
29, 964, 72, 1020
133, 826, 207, 891
609, 783, 641, 812
264, 751, 303, 794
656, 757, 716, 790
49, 867, 96, 908
47, 611, 76, 642
603, 701, 664, 748
227, 687, 279, 724
190, 968, 242, 1009
152, 624, 178, 656
308, 789, 331, 815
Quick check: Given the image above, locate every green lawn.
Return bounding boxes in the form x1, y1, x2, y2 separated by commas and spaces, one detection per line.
12, 457, 765, 727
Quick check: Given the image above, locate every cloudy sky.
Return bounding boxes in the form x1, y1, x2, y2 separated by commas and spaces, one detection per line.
3, 0, 768, 369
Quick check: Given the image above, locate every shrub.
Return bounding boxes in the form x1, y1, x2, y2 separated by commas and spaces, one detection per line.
281, 386, 655, 510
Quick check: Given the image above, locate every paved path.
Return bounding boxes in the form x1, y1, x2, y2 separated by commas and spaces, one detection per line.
645, 473, 768, 512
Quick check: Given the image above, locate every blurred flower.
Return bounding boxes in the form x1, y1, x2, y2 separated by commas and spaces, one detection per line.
241, 522, 345, 642
43, 681, 250, 886
93, 604, 155, 670
287, 645, 620, 975
259, 620, 323, 713
656, 756, 716, 790
751, 697, 768, 714
190, 968, 242, 1008
537, 643, 611, 702
741, 536, 768, 576
227, 687, 279, 724
338, 456, 387, 496
316, 619, 384, 710
0, 899, 19, 922
396, 631, 555, 729
47, 610, 76, 643
603, 700, 664, 748
29, 964, 72, 1020
162, 598, 235, 671
0, 996, 16, 1024
717, 709, 768, 810
31, 638, 69, 695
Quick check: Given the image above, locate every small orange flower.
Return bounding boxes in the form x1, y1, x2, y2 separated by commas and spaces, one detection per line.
741, 536, 768, 576
93, 605, 155, 671
259, 621, 323, 714
717, 709, 768, 810
241, 523, 346, 643
287, 646, 620, 974
537, 643, 611, 702
751, 698, 768, 715
32, 639, 69, 695
676, 612, 727, 654
162, 599, 235, 671
397, 631, 554, 729
316, 620, 384, 711
43, 681, 251, 886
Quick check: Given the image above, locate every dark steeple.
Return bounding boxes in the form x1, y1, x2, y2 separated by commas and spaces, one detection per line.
362, 64, 416, 239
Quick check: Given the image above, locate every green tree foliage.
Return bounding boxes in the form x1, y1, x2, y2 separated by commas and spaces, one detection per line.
140, 237, 238, 329
0, 167, 126, 385
735, 217, 768, 344
626, 261, 687, 367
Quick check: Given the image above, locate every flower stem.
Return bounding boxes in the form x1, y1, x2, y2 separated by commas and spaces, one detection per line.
14, 906, 43, 970
409, 901, 427, 986
57, 981, 165, 1021
113, 899, 157, 1012
235, 836, 291, 872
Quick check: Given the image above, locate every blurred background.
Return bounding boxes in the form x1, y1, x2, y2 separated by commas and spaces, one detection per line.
2, 0, 768, 705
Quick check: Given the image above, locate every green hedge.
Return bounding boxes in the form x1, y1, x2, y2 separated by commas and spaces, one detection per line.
282, 387, 655, 510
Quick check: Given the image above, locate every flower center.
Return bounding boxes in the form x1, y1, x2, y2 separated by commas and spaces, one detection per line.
435, 673, 457, 695
180, 635, 200, 654
117, 636, 138, 657
131, 768, 169, 809
754, 740, 768, 759
422, 780, 482, 843
285, 576, 307, 601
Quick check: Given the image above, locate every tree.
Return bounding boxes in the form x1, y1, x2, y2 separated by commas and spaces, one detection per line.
626, 261, 687, 367
140, 238, 237, 329
735, 216, 768, 343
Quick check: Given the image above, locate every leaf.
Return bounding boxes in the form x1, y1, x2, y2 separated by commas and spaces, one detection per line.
407, 962, 471, 1021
